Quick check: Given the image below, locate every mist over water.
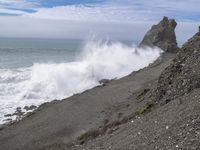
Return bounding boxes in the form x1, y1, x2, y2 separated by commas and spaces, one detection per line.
0, 39, 162, 123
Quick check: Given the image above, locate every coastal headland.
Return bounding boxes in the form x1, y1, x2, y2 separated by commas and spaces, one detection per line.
1, 17, 200, 150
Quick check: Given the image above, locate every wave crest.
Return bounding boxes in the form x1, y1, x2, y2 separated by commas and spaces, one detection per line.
0, 39, 162, 123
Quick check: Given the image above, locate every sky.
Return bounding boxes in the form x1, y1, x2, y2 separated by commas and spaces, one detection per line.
0, 0, 199, 43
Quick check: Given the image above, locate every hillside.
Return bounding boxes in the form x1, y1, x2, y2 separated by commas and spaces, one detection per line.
1, 17, 200, 150
68, 26, 200, 150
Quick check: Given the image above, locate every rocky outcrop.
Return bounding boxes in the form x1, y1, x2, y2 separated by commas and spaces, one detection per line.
68, 27, 200, 150
140, 16, 179, 53
154, 27, 200, 104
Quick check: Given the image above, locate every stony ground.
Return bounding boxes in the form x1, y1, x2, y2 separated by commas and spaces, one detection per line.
42, 30, 200, 150
65, 29, 200, 150
0, 53, 174, 150
1, 20, 200, 150
69, 89, 200, 150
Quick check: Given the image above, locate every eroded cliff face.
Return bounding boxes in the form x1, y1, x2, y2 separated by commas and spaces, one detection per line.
154, 28, 200, 104
140, 16, 179, 53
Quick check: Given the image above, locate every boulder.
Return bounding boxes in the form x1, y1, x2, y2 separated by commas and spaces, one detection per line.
140, 16, 179, 53
99, 79, 110, 86
24, 105, 37, 111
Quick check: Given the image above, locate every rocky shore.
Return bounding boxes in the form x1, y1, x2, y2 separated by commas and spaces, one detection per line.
1, 17, 200, 150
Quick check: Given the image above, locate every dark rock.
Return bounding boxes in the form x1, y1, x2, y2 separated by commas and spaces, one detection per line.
140, 16, 179, 53
13, 110, 24, 117
4, 114, 12, 117
23, 106, 29, 110
3, 118, 12, 122
99, 79, 110, 86
24, 105, 37, 111
16, 107, 21, 111
153, 27, 200, 104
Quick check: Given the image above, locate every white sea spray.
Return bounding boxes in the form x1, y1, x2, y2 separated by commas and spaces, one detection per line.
0, 39, 162, 124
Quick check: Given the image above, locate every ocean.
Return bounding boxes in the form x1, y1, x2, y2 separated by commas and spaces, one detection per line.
0, 38, 162, 124
0, 38, 83, 69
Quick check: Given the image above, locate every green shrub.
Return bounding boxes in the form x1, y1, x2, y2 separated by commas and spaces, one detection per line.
78, 131, 90, 145
136, 88, 150, 99
138, 102, 154, 115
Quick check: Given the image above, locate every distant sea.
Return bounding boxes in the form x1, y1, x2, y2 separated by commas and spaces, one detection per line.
0, 38, 84, 69
0, 37, 161, 124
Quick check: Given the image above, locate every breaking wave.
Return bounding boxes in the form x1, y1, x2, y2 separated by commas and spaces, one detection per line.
0, 39, 162, 123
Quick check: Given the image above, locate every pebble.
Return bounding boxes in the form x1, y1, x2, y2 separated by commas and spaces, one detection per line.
4, 114, 12, 117
24, 105, 37, 111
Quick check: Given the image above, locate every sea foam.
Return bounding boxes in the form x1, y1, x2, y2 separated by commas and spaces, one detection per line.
0, 39, 162, 123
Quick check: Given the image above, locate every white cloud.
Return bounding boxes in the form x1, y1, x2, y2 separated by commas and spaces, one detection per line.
0, 15, 199, 44
0, 0, 38, 14
0, 0, 37, 8
24, 4, 137, 22
0, 15, 151, 40
23, 0, 200, 22
0, 0, 199, 42
0, 8, 28, 15
0, 0, 199, 22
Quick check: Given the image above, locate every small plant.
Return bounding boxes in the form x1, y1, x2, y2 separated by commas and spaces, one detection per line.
78, 130, 100, 145
138, 102, 154, 115
78, 131, 90, 145
136, 88, 150, 99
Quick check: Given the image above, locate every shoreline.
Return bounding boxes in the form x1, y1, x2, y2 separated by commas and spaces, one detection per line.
0, 53, 175, 150
0, 40, 161, 125
1, 16, 199, 150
